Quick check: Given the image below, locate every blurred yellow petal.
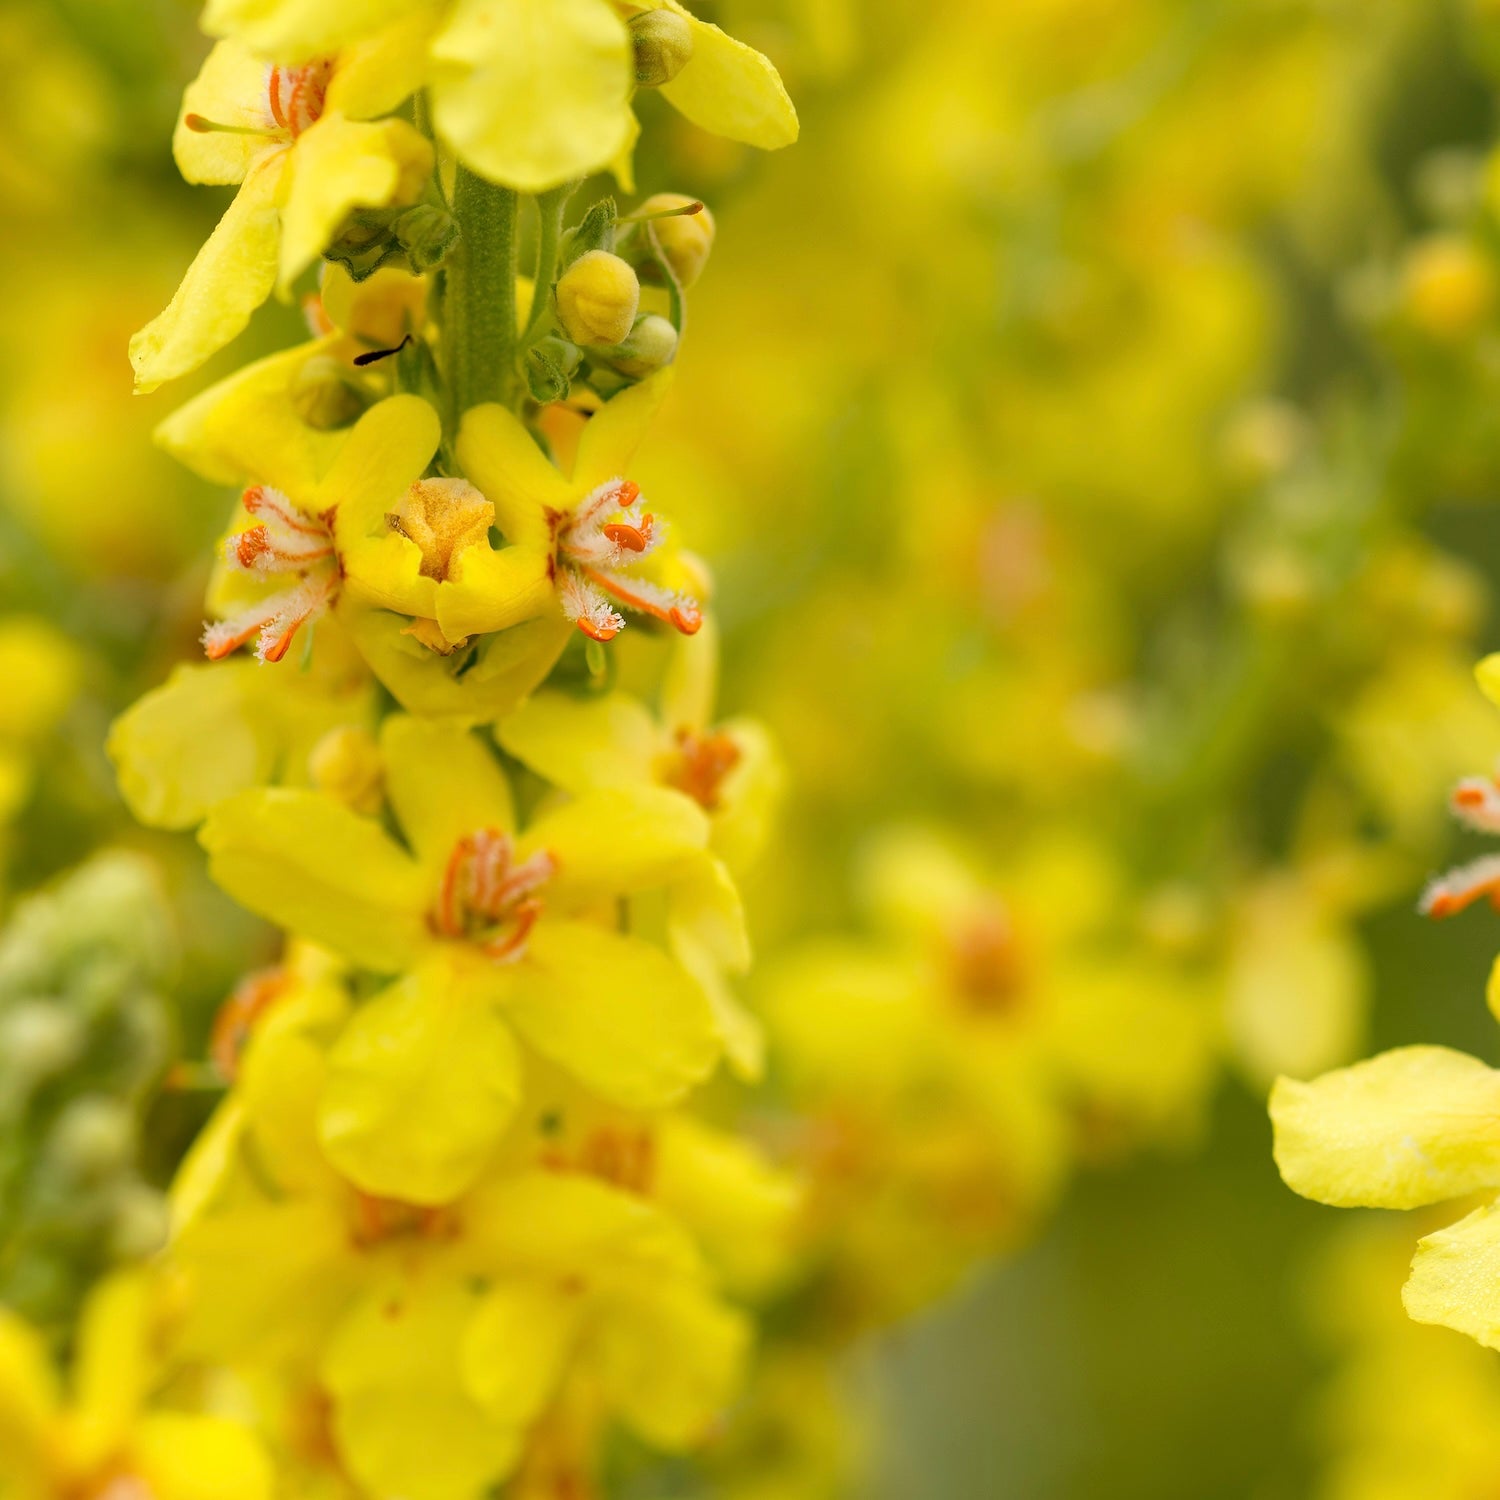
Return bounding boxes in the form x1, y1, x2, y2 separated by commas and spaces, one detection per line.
132, 1414, 273, 1500
318, 961, 522, 1204
379, 715, 515, 874
571, 368, 672, 485
278, 114, 433, 292
69, 1272, 151, 1469
453, 402, 570, 545
0, 1309, 58, 1469
173, 40, 271, 186
201, 0, 435, 63
655, 4, 798, 150
323, 1278, 522, 1500
523, 786, 709, 904
1271, 1046, 1500, 1209
199, 788, 429, 971
595, 1281, 749, 1450
429, 0, 632, 192
1405, 1202, 1500, 1350
502, 920, 718, 1109
130, 151, 289, 393
496, 691, 661, 792
460, 1279, 580, 1425
326, 11, 439, 118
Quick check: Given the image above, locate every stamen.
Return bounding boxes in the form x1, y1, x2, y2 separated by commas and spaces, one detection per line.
243, 484, 329, 537
666, 728, 741, 810
558, 570, 624, 641
602, 514, 654, 552
432, 831, 558, 959
584, 565, 701, 634
1420, 854, 1500, 919
209, 968, 290, 1081
1452, 773, 1500, 834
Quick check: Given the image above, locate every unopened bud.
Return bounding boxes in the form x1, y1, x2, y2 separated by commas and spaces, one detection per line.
634, 193, 715, 288
49, 1097, 135, 1182
290, 355, 370, 430
595, 313, 678, 378
556, 250, 641, 346
629, 8, 694, 86
0, 1002, 84, 1089
308, 726, 384, 814
108, 1183, 169, 1260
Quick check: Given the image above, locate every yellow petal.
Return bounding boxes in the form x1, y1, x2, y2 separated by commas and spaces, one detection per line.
323, 1278, 522, 1500
323, 393, 443, 538
1270, 1046, 1500, 1208
380, 715, 515, 875
460, 1279, 580, 1425
657, 7, 797, 149
708, 719, 783, 873
318, 961, 522, 1204
454, 402, 570, 546
1476, 651, 1500, 710
278, 114, 433, 292
132, 1414, 273, 1500
460, 1170, 697, 1278
340, 602, 571, 722
0, 1307, 58, 1474
495, 691, 661, 793
173, 1199, 352, 1364
173, 40, 272, 186
523, 786, 709, 905
1404, 1201, 1500, 1350
500, 919, 718, 1109
170, 1098, 247, 1235
594, 1280, 749, 1450
130, 150, 289, 393
69, 1272, 152, 1469
199, 787, 429, 971
659, 616, 718, 733
436, 542, 556, 640
154, 338, 346, 490
201, 0, 435, 63
429, 0, 632, 192
570, 368, 673, 486
108, 663, 277, 831
326, 10, 440, 118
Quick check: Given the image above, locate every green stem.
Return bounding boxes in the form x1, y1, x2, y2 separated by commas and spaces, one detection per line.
448, 165, 519, 415
522, 186, 570, 348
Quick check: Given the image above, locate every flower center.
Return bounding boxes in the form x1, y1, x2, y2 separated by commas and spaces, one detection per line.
387, 476, 495, 581
553, 477, 702, 642
351, 1193, 458, 1248
267, 60, 332, 137
433, 828, 556, 961
947, 904, 1025, 1015
663, 727, 741, 810
540, 1126, 656, 1193
204, 485, 338, 664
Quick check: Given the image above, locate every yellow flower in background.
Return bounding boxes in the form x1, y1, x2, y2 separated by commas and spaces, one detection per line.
195, 0, 797, 191
197, 713, 720, 1202
0, 617, 82, 842
0, 1271, 271, 1500
168, 977, 750, 1500
130, 37, 432, 392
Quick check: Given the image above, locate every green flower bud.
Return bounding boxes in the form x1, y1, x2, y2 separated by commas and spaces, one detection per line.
555, 250, 641, 346
49, 1096, 135, 1183
291, 355, 371, 431
594, 313, 679, 378
634, 193, 716, 288
108, 1183, 169, 1260
629, 8, 694, 86
0, 1002, 84, 1092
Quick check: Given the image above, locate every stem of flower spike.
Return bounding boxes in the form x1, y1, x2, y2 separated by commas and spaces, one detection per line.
448, 165, 519, 414
521, 185, 571, 348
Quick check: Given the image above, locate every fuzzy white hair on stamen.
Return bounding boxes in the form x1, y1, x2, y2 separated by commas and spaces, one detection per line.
1419, 853, 1500, 916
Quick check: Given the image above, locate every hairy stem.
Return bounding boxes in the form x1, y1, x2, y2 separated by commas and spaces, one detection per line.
448, 165, 519, 415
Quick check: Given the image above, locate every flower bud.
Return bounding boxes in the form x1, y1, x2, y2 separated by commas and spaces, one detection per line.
635, 193, 715, 288
629, 8, 694, 86
108, 1183, 169, 1260
555, 250, 641, 346
308, 726, 384, 814
49, 1096, 135, 1183
290, 355, 371, 430
596, 313, 679, 378
0, 1002, 84, 1092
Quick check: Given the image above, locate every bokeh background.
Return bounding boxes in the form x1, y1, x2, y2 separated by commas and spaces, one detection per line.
10, 0, 1500, 1495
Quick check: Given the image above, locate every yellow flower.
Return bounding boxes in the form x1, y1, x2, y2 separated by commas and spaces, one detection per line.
129, 38, 433, 391
197, 713, 721, 1202
169, 979, 750, 1500
0, 1271, 271, 1500
498, 622, 784, 1075
197, 0, 798, 192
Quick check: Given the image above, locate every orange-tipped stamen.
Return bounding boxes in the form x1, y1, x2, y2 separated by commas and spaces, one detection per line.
602, 520, 651, 552
1420, 855, 1500, 919
583, 566, 701, 635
